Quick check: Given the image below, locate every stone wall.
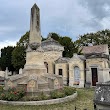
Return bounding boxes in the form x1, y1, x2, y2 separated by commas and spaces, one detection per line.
43, 51, 62, 74
55, 63, 68, 85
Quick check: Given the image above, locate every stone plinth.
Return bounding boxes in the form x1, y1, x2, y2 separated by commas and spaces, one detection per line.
94, 81, 110, 110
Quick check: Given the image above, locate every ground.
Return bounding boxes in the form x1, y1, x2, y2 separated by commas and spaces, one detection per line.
0, 88, 94, 110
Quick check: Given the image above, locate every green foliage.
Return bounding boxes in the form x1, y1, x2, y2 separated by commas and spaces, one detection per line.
49, 33, 79, 57
22, 92, 49, 101
60, 37, 77, 57
17, 31, 29, 47
12, 46, 26, 71
0, 87, 25, 101
11, 32, 30, 71
64, 86, 76, 96
0, 86, 4, 92
50, 33, 60, 41
50, 90, 65, 99
50, 87, 76, 99
0, 46, 15, 71
38, 92, 49, 100
75, 29, 110, 53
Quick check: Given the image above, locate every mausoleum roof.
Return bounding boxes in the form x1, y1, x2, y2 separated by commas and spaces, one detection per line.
55, 57, 70, 63
41, 37, 64, 51
85, 53, 109, 59
78, 55, 86, 60
82, 44, 109, 55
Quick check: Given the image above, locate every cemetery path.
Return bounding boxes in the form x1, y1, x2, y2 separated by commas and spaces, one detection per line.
0, 88, 94, 110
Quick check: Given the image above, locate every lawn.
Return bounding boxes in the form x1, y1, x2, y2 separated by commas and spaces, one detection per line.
0, 88, 94, 110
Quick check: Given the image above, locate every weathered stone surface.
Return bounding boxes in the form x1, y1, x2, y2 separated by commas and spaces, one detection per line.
94, 82, 110, 110
29, 3, 42, 44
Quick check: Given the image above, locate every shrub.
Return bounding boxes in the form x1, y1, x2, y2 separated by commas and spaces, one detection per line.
0, 87, 25, 101
50, 90, 65, 99
38, 92, 49, 100
21, 92, 50, 101
0, 86, 4, 92
64, 86, 76, 96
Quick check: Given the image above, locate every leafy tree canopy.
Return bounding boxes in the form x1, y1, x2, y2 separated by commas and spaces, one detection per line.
0, 46, 15, 71
12, 46, 26, 71
49, 33, 79, 57
12, 32, 29, 71
75, 29, 110, 50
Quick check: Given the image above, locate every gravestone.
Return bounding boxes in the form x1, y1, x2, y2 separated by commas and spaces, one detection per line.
19, 68, 23, 74
94, 81, 110, 110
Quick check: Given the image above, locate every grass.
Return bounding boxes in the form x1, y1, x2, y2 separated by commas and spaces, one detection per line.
0, 88, 94, 110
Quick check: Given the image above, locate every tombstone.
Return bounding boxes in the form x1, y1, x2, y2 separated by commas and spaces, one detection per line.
54, 78, 60, 89
19, 68, 23, 74
7, 80, 13, 88
94, 81, 110, 110
5, 67, 9, 79
8, 71, 12, 76
13, 71, 16, 75
27, 79, 38, 94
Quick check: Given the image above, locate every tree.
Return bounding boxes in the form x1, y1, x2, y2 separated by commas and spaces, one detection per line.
75, 29, 110, 53
17, 31, 29, 47
49, 33, 79, 57
12, 46, 26, 71
49, 32, 60, 42
0, 46, 15, 71
12, 32, 29, 71
59, 36, 78, 57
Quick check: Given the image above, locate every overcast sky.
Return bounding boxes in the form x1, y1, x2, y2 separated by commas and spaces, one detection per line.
0, 0, 110, 49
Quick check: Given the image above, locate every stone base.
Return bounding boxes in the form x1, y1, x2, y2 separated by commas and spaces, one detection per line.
24, 68, 47, 76
5, 71, 63, 95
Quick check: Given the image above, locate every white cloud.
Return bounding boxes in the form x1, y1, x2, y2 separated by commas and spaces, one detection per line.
0, 40, 17, 50
100, 17, 110, 29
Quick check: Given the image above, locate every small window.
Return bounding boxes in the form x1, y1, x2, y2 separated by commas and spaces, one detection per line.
44, 62, 48, 73
59, 69, 63, 75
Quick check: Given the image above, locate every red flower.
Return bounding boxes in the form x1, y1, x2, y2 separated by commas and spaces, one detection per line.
1, 93, 5, 97
14, 91, 17, 94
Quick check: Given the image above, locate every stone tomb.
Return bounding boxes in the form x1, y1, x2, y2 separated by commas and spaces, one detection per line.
94, 81, 110, 110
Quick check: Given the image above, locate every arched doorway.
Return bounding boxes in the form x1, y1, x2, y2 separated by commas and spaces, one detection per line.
74, 66, 80, 85
44, 62, 48, 73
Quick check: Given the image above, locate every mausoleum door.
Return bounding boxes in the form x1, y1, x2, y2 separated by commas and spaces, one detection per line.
74, 66, 80, 85
59, 69, 63, 75
91, 68, 98, 86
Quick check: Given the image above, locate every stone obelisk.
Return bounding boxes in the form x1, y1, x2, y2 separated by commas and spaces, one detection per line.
24, 3, 46, 75
29, 3, 42, 44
